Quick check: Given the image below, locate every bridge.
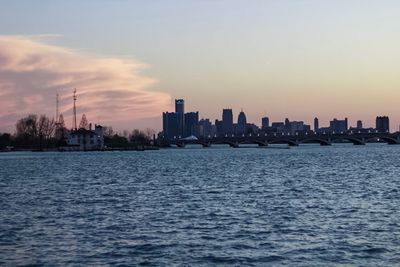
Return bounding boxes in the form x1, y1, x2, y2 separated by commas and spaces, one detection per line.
163, 132, 400, 148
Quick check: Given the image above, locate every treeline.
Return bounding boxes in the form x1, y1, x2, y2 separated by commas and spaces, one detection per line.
103, 127, 156, 149
0, 114, 156, 150
1, 114, 67, 150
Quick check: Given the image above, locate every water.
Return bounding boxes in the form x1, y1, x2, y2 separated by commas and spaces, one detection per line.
1, 144, 400, 266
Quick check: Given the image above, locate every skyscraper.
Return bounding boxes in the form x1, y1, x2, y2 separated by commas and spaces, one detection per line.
222, 109, 233, 135
175, 99, 185, 137
314, 117, 319, 132
356, 120, 363, 129
162, 112, 179, 140
184, 112, 199, 137
262, 117, 269, 130
237, 109, 247, 134
199, 119, 212, 137
376, 116, 389, 133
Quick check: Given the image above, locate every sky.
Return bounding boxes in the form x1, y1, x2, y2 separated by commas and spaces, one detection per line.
0, 0, 400, 132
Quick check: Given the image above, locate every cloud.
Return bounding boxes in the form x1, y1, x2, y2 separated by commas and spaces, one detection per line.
0, 35, 170, 132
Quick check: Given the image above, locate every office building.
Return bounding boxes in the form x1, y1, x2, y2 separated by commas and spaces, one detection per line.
184, 112, 199, 137
175, 99, 185, 137
314, 117, 319, 132
262, 117, 269, 130
222, 109, 234, 135
376, 116, 389, 133
330, 118, 348, 133
237, 110, 247, 134
162, 112, 179, 139
199, 119, 213, 137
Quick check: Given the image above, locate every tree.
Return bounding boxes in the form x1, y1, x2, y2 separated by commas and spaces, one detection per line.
103, 126, 114, 137
16, 114, 38, 148
37, 115, 55, 149
79, 114, 89, 129
0, 133, 12, 149
130, 129, 149, 147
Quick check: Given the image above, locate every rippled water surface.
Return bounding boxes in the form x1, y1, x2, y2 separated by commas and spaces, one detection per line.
1, 144, 400, 266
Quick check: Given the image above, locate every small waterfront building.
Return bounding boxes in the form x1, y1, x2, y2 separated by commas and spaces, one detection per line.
63, 124, 104, 151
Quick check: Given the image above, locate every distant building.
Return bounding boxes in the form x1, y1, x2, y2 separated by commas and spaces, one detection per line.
215, 119, 224, 136
175, 99, 185, 137
376, 116, 389, 133
287, 121, 309, 135
314, 117, 319, 132
199, 119, 213, 137
271, 122, 285, 133
184, 112, 199, 137
262, 117, 269, 130
222, 109, 234, 135
236, 110, 247, 134
65, 124, 104, 151
163, 112, 179, 139
330, 118, 348, 133
356, 120, 363, 129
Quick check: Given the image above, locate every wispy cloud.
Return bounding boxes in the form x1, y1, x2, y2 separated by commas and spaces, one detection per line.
0, 36, 170, 132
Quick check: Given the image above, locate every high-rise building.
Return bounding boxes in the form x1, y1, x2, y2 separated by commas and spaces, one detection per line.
356, 120, 363, 129
162, 112, 179, 140
271, 122, 285, 133
376, 116, 389, 133
199, 119, 213, 137
237, 110, 247, 134
175, 99, 185, 137
184, 112, 199, 137
262, 117, 269, 129
215, 119, 223, 136
222, 109, 234, 135
314, 117, 319, 132
330, 118, 348, 133
287, 121, 308, 135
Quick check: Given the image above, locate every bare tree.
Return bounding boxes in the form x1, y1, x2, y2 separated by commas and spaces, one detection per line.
16, 114, 38, 148
103, 126, 114, 137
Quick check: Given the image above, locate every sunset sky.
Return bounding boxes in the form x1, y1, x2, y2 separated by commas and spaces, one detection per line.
1, 0, 400, 132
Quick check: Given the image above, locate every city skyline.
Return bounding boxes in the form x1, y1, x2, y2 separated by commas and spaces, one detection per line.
1, 1, 400, 132
162, 98, 394, 141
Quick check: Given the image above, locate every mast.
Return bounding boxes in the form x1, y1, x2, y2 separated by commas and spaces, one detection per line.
56, 93, 59, 124
73, 89, 77, 130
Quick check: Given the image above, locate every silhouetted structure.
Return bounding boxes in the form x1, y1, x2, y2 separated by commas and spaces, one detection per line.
356, 120, 363, 129
237, 109, 247, 134
262, 117, 269, 130
167, 131, 400, 148
199, 119, 213, 137
184, 112, 199, 137
330, 118, 348, 133
73, 89, 77, 130
314, 117, 319, 132
163, 112, 179, 139
376, 116, 389, 133
222, 109, 234, 135
175, 99, 185, 137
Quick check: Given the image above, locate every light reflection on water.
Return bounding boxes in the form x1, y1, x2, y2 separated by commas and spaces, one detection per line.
1, 144, 400, 266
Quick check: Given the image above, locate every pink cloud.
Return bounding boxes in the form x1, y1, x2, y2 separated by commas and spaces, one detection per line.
0, 36, 170, 132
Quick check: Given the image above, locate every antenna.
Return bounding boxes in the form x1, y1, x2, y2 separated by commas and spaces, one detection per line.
56, 93, 59, 124
73, 89, 77, 130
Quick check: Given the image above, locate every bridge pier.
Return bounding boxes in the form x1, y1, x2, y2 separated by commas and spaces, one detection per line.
202, 142, 211, 148
229, 141, 239, 148
320, 142, 332, 146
